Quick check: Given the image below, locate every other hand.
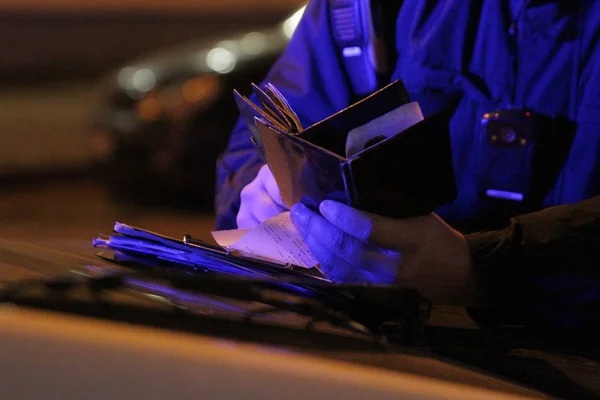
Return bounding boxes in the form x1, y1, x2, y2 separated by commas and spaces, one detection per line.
236, 164, 288, 229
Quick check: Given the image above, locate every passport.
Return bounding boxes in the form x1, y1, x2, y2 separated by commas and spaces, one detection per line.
233, 79, 457, 218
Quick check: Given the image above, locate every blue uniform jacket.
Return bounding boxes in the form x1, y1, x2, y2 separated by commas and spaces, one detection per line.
215, 0, 600, 231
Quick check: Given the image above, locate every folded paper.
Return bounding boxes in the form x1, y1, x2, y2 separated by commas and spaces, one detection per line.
212, 212, 317, 268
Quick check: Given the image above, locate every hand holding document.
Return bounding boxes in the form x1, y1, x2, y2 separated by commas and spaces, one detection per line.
94, 79, 456, 281
210, 102, 424, 269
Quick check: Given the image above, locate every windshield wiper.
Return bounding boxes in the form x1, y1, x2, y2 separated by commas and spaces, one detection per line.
1, 267, 430, 346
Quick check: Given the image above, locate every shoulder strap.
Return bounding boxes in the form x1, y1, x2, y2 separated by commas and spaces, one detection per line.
327, 0, 402, 97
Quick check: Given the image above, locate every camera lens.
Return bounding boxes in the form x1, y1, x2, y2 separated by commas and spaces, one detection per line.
499, 126, 517, 144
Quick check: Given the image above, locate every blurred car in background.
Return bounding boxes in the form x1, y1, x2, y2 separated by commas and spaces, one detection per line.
92, 5, 305, 211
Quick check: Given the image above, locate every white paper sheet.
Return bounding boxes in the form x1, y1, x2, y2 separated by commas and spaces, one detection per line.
211, 212, 317, 268
210, 228, 252, 248
345, 101, 424, 157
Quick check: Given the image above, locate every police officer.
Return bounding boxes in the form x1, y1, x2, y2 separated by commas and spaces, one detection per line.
215, 0, 600, 327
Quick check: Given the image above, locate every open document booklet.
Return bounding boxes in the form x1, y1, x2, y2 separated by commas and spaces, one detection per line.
95, 80, 457, 279
233, 79, 456, 218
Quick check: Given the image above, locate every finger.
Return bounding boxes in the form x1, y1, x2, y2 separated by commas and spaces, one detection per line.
239, 181, 285, 224
236, 208, 261, 229
319, 200, 418, 251
291, 203, 372, 267
298, 228, 377, 283
250, 192, 288, 222
318, 200, 374, 241
293, 203, 400, 284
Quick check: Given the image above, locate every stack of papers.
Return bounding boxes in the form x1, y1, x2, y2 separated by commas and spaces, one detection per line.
93, 221, 326, 281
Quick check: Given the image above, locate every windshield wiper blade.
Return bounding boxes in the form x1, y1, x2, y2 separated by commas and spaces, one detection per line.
1, 268, 430, 345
